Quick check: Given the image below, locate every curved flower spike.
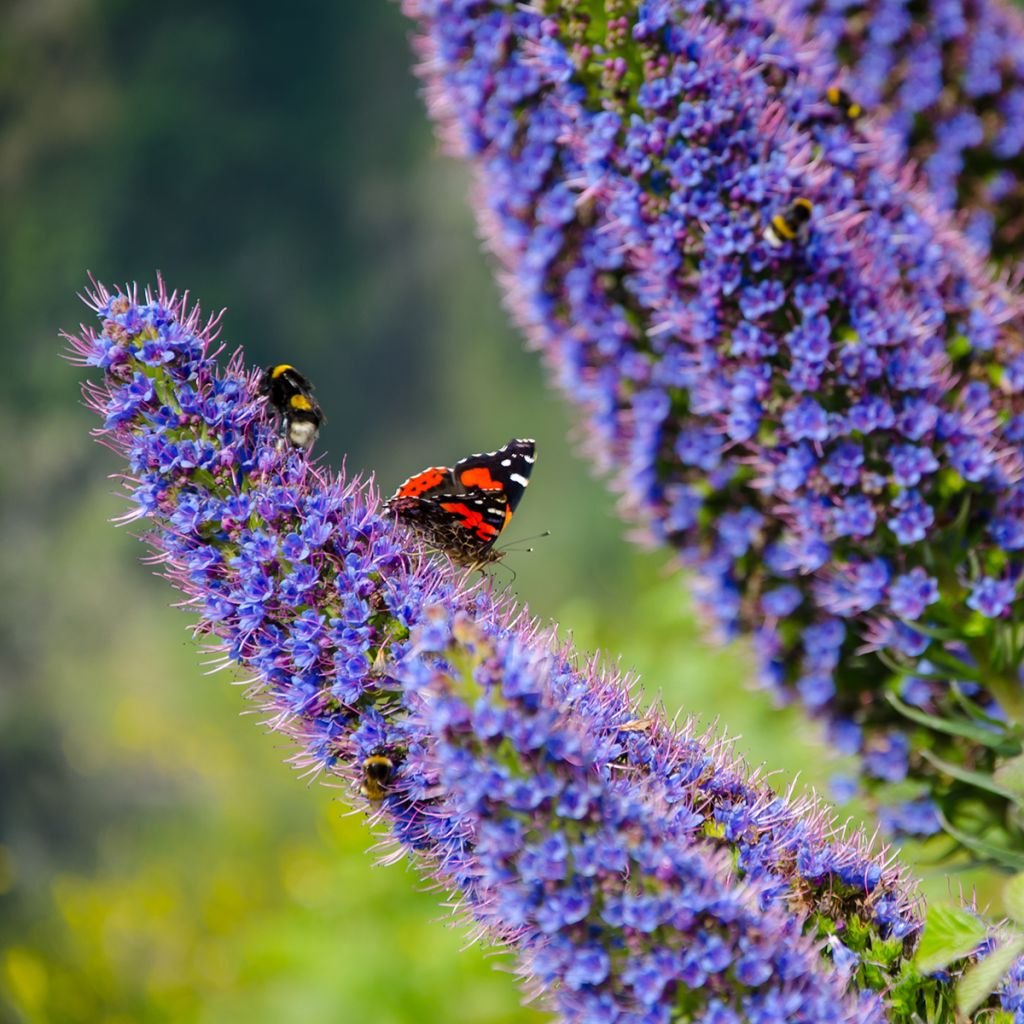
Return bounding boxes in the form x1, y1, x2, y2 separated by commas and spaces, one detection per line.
70, 277, 1024, 1021
403, 0, 1024, 866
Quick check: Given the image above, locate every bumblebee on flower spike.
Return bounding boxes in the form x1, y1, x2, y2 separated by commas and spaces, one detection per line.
763, 197, 814, 248
360, 754, 394, 802
826, 86, 863, 123
258, 363, 325, 451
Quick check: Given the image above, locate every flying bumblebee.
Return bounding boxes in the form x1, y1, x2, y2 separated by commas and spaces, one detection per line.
258, 364, 326, 451
826, 86, 862, 123
763, 197, 814, 249
360, 754, 394, 802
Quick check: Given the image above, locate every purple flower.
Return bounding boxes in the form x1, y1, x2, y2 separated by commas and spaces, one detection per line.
402, 0, 1024, 862
889, 444, 940, 487
967, 576, 1018, 618
863, 732, 910, 783
74, 278, 936, 1022
783, 399, 831, 443
888, 492, 936, 546
878, 799, 942, 837
832, 496, 877, 540
889, 569, 940, 620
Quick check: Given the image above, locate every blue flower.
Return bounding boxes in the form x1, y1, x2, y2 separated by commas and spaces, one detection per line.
878, 799, 942, 837
864, 733, 910, 783
76, 278, 942, 1022
400, 0, 1024, 861
889, 568, 940, 620
967, 576, 1018, 618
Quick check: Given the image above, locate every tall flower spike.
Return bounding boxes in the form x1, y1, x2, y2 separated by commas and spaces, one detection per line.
71, 278, 1024, 1020
403, 0, 1024, 866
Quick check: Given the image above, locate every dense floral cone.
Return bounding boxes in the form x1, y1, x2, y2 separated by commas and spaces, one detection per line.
403, 0, 1024, 865
70, 278, 1024, 1020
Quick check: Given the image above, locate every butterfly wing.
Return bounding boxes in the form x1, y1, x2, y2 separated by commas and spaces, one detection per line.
390, 465, 456, 501
388, 492, 509, 563
453, 438, 536, 514
388, 439, 535, 565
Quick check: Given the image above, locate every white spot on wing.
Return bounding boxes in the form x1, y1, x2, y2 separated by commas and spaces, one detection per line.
510, 473, 529, 486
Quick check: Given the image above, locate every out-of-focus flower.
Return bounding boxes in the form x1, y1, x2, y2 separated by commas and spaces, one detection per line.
790, 0, 1024, 259
404, 0, 1024, 865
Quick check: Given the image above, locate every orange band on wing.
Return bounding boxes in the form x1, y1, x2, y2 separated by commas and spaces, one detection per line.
440, 502, 500, 539
397, 467, 449, 497
459, 467, 503, 491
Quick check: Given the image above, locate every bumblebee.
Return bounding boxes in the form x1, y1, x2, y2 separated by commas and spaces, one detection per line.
360, 754, 394, 802
826, 86, 862, 123
763, 197, 813, 249
258, 364, 325, 451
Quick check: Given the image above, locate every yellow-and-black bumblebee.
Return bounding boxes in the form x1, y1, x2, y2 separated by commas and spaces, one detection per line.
258, 364, 325, 451
826, 86, 863, 123
763, 197, 814, 249
360, 754, 395, 802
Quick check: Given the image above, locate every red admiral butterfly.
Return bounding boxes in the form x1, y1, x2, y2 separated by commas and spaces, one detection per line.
386, 438, 536, 565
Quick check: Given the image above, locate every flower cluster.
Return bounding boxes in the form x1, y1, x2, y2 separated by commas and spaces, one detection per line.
404, 0, 1024, 862
72, 278, 1024, 1021
788, 0, 1024, 261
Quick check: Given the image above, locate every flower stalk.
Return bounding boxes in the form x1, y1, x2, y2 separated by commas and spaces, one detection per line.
70, 277, 1024, 1020
403, 0, 1024, 867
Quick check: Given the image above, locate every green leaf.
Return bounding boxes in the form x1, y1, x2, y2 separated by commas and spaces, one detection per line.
937, 813, 1024, 872
951, 681, 1013, 729
919, 750, 1024, 806
923, 645, 985, 681
956, 935, 1024, 1016
995, 754, 1024, 797
915, 903, 987, 974
1005, 875, 1024, 926
946, 335, 972, 360
886, 692, 1017, 751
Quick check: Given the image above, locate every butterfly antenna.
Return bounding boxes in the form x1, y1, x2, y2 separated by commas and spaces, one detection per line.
499, 530, 551, 554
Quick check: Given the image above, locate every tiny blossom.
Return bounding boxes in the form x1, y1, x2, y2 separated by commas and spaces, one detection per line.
404, 0, 1024, 860
967, 576, 1018, 618
863, 733, 910, 784
889, 569, 940, 621
878, 800, 943, 838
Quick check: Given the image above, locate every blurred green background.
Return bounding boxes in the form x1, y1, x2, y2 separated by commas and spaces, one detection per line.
0, 2, 979, 1022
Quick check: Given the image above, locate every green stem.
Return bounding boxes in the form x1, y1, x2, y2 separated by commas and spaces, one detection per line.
985, 669, 1024, 730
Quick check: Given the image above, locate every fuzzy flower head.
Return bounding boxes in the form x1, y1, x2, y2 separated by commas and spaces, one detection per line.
69, 277, 959, 1021
405, 0, 1024, 860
